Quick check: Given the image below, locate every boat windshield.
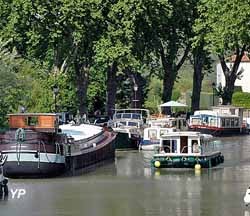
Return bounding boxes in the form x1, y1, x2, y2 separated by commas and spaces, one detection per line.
123, 113, 132, 119
132, 113, 141, 119
115, 113, 122, 119
116, 121, 126, 127
128, 122, 138, 127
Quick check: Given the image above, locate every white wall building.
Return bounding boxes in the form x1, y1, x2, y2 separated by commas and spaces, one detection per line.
217, 54, 250, 92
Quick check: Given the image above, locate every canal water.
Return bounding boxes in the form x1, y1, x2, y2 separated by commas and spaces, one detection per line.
1, 136, 250, 216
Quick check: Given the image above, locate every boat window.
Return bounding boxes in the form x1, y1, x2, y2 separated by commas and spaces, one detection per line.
210, 118, 217, 126
119, 121, 126, 126
180, 136, 188, 153
191, 118, 200, 125
171, 140, 177, 153
172, 120, 176, 127
115, 114, 122, 119
202, 116, 208, 124
148, 129, 157, 139
132, 113, 141, 119
230, 119, 235, 127
221, 118, 225, 127
160, 129, 168, 136
163, 140, 170, 153
122, 113, 131, 119
192, 140, 200, 153
128, 122, 137, 127
26, 116, 38, 126
235, 118, 239, 126
230, 108, 235, 115
226, 119, 230, 127
182, 120, 186, 127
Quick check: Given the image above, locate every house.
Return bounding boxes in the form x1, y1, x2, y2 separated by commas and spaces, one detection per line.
216, 53, 250, 92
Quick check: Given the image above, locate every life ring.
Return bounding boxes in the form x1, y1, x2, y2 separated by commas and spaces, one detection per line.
15, 128, 26, 142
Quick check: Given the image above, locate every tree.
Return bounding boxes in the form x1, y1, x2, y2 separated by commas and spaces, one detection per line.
194, 0, 250, 105
0, 39, 36, 126
95, 0, 172, 116
139, 0, 194, 114
1, 0, 108, 115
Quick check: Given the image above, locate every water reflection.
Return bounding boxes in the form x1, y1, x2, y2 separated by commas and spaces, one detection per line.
245, 210, 250, 216
1, 136, 250, 215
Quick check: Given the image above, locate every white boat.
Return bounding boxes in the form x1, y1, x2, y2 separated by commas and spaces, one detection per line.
140, 117, 187, 151
108, 109, 149, 150
189, 105, 246, 136
151, 131, 224, 169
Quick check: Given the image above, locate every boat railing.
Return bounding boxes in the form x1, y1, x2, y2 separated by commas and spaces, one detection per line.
181, 146, 188, 153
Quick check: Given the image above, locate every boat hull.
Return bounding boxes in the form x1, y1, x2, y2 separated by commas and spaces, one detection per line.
189, 126, 245, 136
65, 131, 116, 174
151, 152, 224, 169
140, 139, 160, 151
0, 130, 66, 178
0, 126, 117, 178
3, 161, 65, 178
115, 132, 139, 150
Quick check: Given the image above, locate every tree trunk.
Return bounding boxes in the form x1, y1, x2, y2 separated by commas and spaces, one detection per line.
160, 38, 191, 115
162, 64, 175, 115
134, 73, 145, 109
219, 46, 246, 105
75, 61, 89, 115
191, 47, 205, 113
106, 62, 117, 117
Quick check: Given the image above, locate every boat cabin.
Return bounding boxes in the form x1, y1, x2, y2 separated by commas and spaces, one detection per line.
144, 127, 176, 142
109, 109, 150, 129
147, 117, 186, 130
158, 132, 212, 155
8, 113, 59, 133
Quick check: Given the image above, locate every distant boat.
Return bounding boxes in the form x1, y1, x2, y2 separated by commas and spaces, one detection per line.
0, 113, 116, 177
108, 109, 149, 150
188, 105, 247, 136
140, 117, 187, 151
151, 131, 224, 169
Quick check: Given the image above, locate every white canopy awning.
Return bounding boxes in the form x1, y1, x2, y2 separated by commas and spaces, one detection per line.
160, 100, 187, 107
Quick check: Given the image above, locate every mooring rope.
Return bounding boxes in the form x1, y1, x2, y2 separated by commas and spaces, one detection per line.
15, 128, 25, 165
41, 140, 60, 163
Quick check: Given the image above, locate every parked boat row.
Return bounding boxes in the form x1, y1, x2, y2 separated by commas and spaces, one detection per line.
106, 107, 226, 170
2, 104, 246, 177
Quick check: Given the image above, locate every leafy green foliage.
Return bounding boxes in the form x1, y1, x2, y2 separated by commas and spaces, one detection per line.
232, 92, 250, 108
194, 0, 250, 54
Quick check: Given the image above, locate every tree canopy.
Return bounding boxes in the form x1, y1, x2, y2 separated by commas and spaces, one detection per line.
0, 0, 250, 126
